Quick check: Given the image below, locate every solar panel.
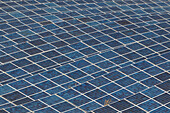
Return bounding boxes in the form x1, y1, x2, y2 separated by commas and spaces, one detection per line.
0, 0, 169, 112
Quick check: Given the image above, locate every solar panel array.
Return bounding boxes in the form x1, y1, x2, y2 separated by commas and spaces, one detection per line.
0, 0, 169, 113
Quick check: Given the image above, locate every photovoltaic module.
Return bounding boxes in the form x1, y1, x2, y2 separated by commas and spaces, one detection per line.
0, 0, 169, 113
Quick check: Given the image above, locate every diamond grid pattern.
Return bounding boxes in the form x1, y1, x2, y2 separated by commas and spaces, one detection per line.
0, 0, 169, 113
